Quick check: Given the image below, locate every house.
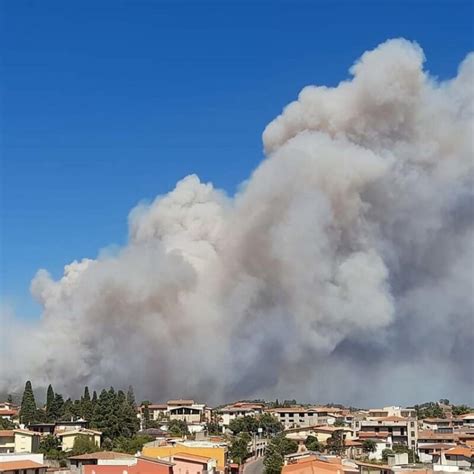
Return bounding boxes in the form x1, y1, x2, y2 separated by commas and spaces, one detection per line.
140, 400, 210, 425
417, 444, 455, 463
0, 430, 41, 454
284, 425, 354, 445
69, 451, 136, 469
218, 402, 265, 428
266, 408, 320, 429
282, 454, 358, 474
27, 423, 56, 435
0, 460, 47, 474
82, 456, 174, 474
171, 452, 217, 474
432, 446, 474, 468
354, 417, 417, 449
55, 419, 89, 432
142, 440, 227, 472
56, 428, 101, 451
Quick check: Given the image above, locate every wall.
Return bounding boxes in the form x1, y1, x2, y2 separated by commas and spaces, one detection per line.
143, 446, 225, 470
172, 459, 207, 474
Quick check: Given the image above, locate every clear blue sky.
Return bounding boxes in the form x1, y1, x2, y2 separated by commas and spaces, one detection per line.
1, 0, 473, 319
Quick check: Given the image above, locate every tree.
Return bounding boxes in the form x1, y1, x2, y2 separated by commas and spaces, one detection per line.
82, 386, 93, 421
229, 416, 258, 435
334, 419, 345, 427
71, 435, 98, 455
0, 418, 14, 429
258, 413, 283, 435
392, 443, 417, 463
327, 430, 345, 455
264, 435, 298, 474
206, 420, 221, 435
46, 385, 55, 419
126, 386, 136, 408
382, 449, 394, 462
229, 436, 250, 464
50, 393, 65, 421
362, 439, 377, 454
7, 394, 13, 404
113, 435, 154, 454
38, 434, 66, 461
305, 435, 322, 452
452, 405, 471, 416
20, 381, 37, 425
143, 403, 150, 429
168, 419, 188, 437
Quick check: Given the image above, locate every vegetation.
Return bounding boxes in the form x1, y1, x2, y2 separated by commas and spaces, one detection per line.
392, 443, 418, 463
382, 448, 394, 462
71, 435, 99, 455
229, 433, 250, 464
167, 419, 189, 437
0, 418, 14, 429
326, 430, 345, 455
362, 439, 377, 453
228, 413, 283, 436
20, 381, 37, 425
452, 405, 471, 416
264, 434, 298, 474
305, 435, 322, 452
112, 434, 154, 454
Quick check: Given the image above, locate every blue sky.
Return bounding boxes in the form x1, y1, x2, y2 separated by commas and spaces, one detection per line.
1, 0, 473, 319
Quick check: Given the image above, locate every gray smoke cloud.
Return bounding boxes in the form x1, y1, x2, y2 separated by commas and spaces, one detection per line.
1, 39, 473, 406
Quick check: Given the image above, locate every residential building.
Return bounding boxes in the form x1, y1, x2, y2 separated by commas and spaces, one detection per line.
0, 430, 41, 454
82, 456, 174, 474
56, 428, 101, 451
282, 454, 358, 474
432, 446, 474, 468
69, 451, 137, 469
218, 402, 264, 428
266, 407, 320, 428
354, 417, 417, 449
0, 459, 47, 474
140, 400, 210, 424
170, 453, 217, 474
142, 440, 227, 472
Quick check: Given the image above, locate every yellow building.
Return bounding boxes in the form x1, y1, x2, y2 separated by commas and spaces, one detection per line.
0, 430, 41, 454
56, 429, 101, 452
143, 441, 227, 471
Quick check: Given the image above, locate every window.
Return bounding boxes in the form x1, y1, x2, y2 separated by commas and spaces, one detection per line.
411, 431, 415, 437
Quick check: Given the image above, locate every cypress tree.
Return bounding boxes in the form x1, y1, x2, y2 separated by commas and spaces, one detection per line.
20, 381, 37, 425
81, 386, 93, 421
46, 385, 55, 420
126, 385, 136, 408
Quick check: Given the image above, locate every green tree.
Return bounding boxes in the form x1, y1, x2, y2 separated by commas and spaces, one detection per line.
38, 434, 66, 461
50, 393, 65, 421
168, 419, 189, 437
264, 434, 298, 473
82, 386, 93, 421
259, 413, 283, 435
334, 419, 345, 427
305, 435, 322, 452
382, 449, 394, 462
20, 381, 37, 425
71, 435, 98, 455
143, 403, 150, 429
206, 421, 221, 435
126, 386, 136, 408
452, 405, 471, 416
46, 385, 55, 419
362, 439, 377, 453
229, 416, 258, 435
229, 435, 250, 464
0, 418, 14, 429
392, 444, 417, 463
113, 435, 154, 454
327, 430, 345, 455
7, 394, 13, 404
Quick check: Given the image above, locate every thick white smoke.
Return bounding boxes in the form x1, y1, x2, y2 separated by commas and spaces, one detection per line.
1, 39, 473, 405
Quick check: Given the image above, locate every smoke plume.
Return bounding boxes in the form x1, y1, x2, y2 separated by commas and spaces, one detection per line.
1, 39, 473, 406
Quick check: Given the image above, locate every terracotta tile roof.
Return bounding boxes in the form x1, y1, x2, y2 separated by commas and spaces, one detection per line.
56, 428, 101, 437
0, 410, 17, 416
167, 400, 195, 406
148, 404, 167, 410
69, 451, 133, 460
445, 446, 474, 458
372, 416, 408, 422
0, 460, 46, 472
0, 430, 14, 437
13, 429, 41, 436
137, 456, 175, 466
173, 452, 212, 462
